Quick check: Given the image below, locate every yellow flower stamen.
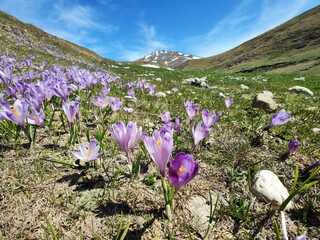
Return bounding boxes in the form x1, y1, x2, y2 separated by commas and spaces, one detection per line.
13, 107, 20, 119
32, 115, 39, 122
157, 139, 162, 148
87, 150, 93, 157
177, 165, 186, 176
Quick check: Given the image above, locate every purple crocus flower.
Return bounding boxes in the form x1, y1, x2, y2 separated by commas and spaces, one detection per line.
53, 83, 72, 101
123, 107, 135, 113
136, 81, 145, 91
172, 87, 178, 93
27, 107, 45, 126
171, 117, 182, 132
168, 152, 199, 191
192, 123, 211, 145
269, 109, 291, 128
160, 111, 171, 125
127, 88, 136, 101
0, 98, 10, 121
225, 98, 234, 109
109, 97, 122, 112
202, 109, 221, 128
92, 95, 110, 109
185, 100, 199, 121
1, 98, 28, 127
288, 140, 300, 154
28, 85, 44, 112
147, 84, 156, 95
72, 139, 103, 162
142, 128, 173, 177
62, 99, 79, 124
110, 121, 142, 156
303, 160, 320, 173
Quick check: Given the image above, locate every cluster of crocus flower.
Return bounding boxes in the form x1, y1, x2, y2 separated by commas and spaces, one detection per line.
160, 111, 182, 133
184, 101, 222, 148
110, 121, 142, 158
142, 124, 199, 220
0, 98, 45, 146
184, 100, 199, 121
110, 121, 142, 178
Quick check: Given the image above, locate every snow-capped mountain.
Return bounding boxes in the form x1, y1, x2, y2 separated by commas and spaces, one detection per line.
135, 50, 201, 68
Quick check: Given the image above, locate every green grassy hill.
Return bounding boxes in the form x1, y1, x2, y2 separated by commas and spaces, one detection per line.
179, 5, 320, 74
0, 10, 110, 66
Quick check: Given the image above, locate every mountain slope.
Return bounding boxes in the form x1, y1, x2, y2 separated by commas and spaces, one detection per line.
179, 5, 320, 73
0, 10, 107, 66
134, 50, 200, 68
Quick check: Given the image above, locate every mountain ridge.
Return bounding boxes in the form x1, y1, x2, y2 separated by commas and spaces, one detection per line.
133, 50, 201, 68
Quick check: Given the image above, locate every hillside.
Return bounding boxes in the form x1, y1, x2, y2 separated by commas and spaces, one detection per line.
133, 50, 201, 68
0, 10, 108, 67
179, 5, 320, 73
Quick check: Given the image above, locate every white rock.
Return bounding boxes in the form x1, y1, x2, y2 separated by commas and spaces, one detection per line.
154, 92, 166, 98
252, 170, 292, 210
218, 92, 225, 98
166, 90, 171, 95
155, 77, 162, 82
293, 77, 305, 81
288, 86, 313, 96
312, 128, 320, 133
124, 96, 135, 102
240, 84, 249, 89
262, 90, 273, 98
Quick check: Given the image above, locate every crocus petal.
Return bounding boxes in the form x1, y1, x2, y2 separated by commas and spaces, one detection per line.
72, 151, 86, 161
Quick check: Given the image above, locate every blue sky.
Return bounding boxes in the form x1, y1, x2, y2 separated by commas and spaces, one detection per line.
0, 0, 319, 61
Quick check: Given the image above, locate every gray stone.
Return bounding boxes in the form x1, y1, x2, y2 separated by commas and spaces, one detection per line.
288, 86, 313, 96
252, 170, 292, 210
252, 92, 277, 113
187, 195, 210, 231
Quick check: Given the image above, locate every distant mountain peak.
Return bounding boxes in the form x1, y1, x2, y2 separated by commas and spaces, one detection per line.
135, 50, 201, 68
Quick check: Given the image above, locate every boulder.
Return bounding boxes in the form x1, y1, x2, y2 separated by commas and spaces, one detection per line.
252, 170, 292, 210
252, 92, 277, 113
288, 86, 313, 96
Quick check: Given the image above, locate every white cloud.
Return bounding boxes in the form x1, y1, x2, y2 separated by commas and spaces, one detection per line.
184, 0, 315, 57
116, 22, 173, 61
53, 3, 119, 33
